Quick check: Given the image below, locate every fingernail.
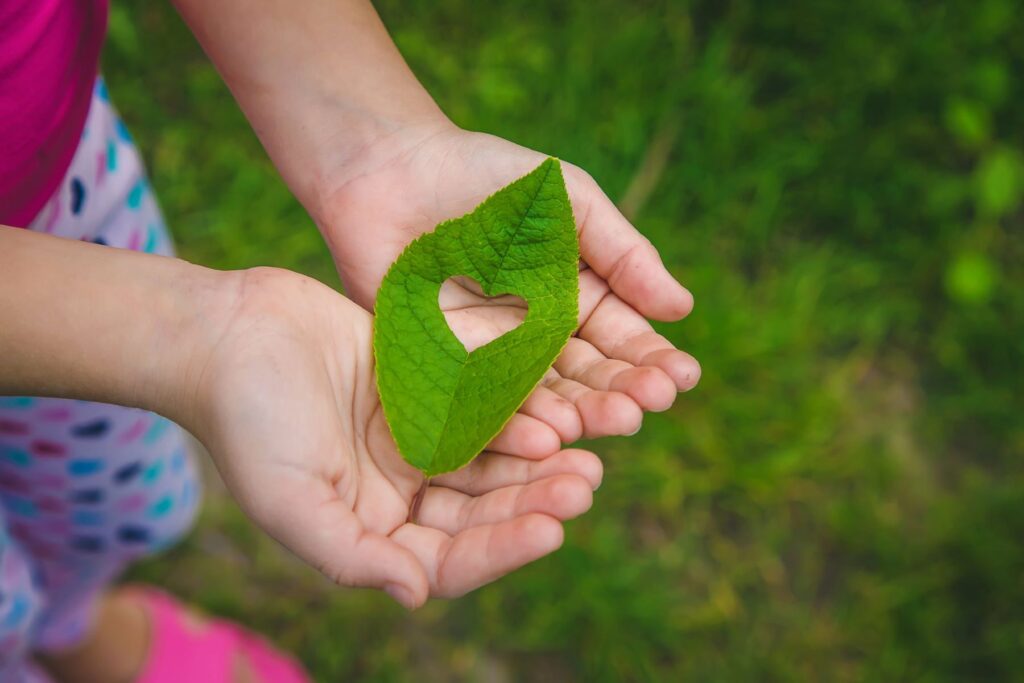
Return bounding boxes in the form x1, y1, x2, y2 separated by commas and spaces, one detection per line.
384, 583, 416, 610
626, 423, 642, 437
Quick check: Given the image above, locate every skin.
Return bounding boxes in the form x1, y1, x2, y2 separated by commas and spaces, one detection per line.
15, 1, 700, 678
172, 0, 702, 444
3, 226, 600, 682
0, 225, 602, 610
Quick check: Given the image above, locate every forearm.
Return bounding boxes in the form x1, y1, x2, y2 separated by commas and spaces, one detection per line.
171, 0, 449, 212
0, 225, 237, 427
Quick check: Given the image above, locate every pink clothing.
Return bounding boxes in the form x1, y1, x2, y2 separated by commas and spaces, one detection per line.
132, 588, 310, 683
0, 0, 108, 227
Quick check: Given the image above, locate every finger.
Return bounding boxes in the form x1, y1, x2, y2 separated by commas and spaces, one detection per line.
517, 385, 583, 443
576, 267, 612, 326
567, 169, 693, 321
433, 448, 603, 495
578, 294, 701, 391
578, 271, 700, 391
253, 476, 428, 610
417, 473, 594, 536
443, 306, 526, 352
391, 513, 565, 598
554, 337, 678, 412
487, 413, 562, 459
544, 374, 643, 438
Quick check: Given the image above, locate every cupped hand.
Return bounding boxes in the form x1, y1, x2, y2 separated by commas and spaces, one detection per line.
314, 126, 700, 447
190, 267, 602, 609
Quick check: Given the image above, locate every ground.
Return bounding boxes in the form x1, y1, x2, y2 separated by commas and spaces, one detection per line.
104, 1, 1024, 680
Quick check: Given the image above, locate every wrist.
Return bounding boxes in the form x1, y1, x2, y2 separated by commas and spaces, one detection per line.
0, 226, 244, 434
137, 260, 245, 435
175, 0, 455, 220
305, 116, 460, 235
174, 265, 372, 450
295, 103, 457, 223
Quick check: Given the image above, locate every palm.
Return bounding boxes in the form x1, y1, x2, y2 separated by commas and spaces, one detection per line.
197, 269, 600, 608
318, 128, 701, 446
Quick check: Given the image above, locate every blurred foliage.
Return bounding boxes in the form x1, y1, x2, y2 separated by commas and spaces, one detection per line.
104, 0, 1024, 680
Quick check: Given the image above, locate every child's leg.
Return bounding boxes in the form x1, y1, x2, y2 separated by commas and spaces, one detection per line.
0, 513, 47, 680
28, 78, 175, 256
0, 399, 200, 654
0, 76, 199, 671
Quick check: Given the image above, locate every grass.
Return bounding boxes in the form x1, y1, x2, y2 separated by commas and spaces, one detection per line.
104, 0, 1024, 680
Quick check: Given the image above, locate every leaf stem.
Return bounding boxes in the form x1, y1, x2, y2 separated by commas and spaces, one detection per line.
408, 476, 430, 524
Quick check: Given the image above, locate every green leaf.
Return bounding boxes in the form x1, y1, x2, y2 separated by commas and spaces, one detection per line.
975, 148, 1021, 217
944, 98, 990, 147
945, 251, 998, 305
373, 158, 579, 476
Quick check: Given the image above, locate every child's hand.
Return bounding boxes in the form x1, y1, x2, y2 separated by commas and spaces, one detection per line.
189, 267, 602, 610
171, 0, 698, 447
313, 126, 701, 443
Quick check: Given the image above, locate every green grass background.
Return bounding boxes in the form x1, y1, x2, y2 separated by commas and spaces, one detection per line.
103, 1, 1024, 680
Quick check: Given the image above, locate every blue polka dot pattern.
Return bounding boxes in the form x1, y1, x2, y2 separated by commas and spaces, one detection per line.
115, 117, 132, 143
71, 419, 111, 439
106, 139, 118, 171
0, 595, 30, 630
70, 178, 86, 215
70, 489, 104, 505
142, 224, 159, 253
117, 526, 150, 544
71, 510, 106, 527
142, 418, 169, 445
149, 496, 173, 519
69, 536, 105, 553
0, 447, 30, 468
0, 398, 33, 410
5, 498, 36, 518
141, 460, 163, 485
170, 448, 186, 474
181, 479, 196, 507
113, 461, 142, 485
126, 178, 145, 210
68, 460, 104, 477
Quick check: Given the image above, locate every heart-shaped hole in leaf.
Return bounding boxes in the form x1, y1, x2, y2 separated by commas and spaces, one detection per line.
374, 158, 579, 477
439, 275, 529, 352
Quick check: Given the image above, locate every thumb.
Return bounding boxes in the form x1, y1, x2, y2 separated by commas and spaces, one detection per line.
568, 169, 693, 322
248, 478, 430, 610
